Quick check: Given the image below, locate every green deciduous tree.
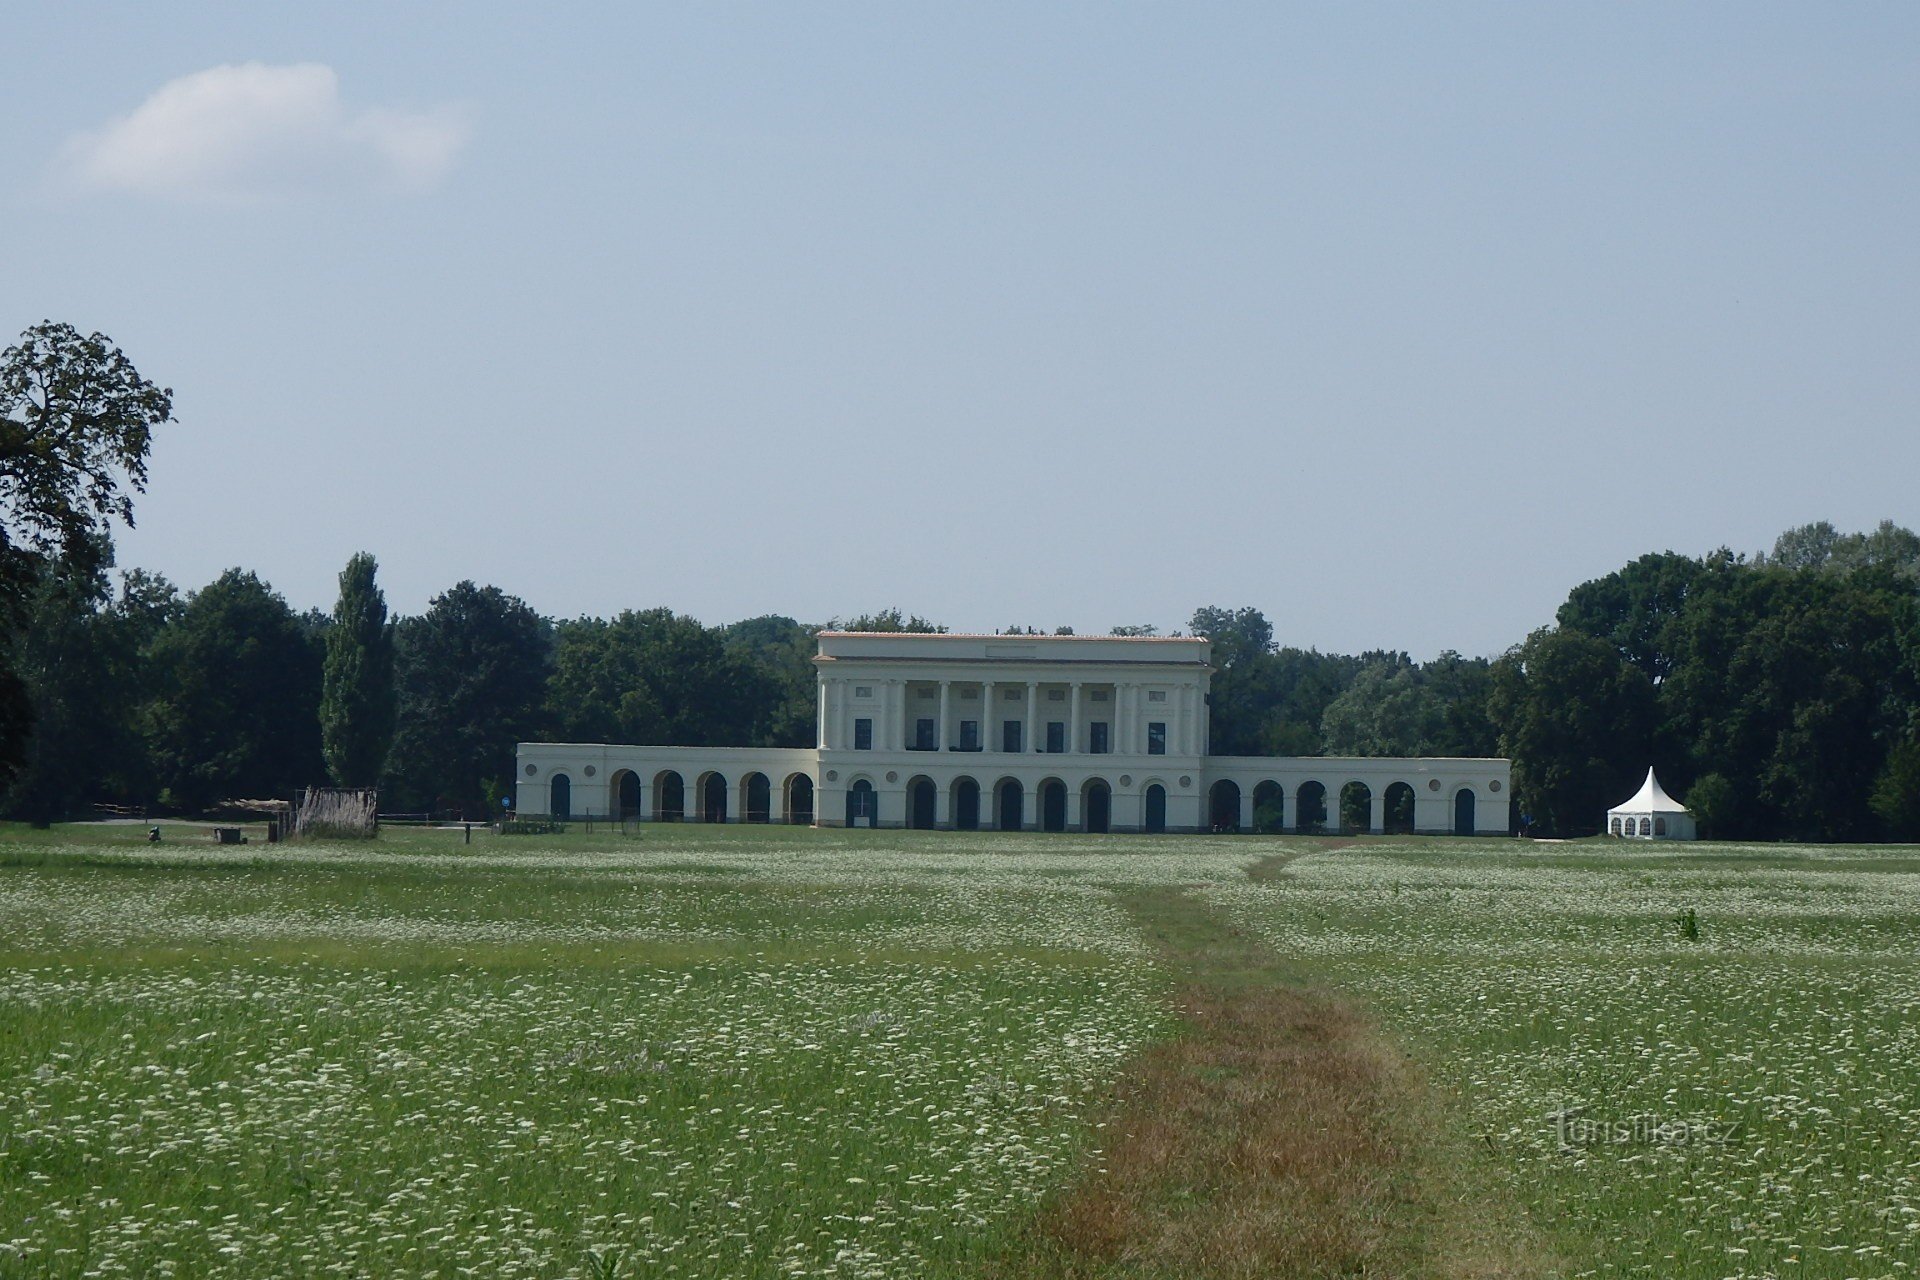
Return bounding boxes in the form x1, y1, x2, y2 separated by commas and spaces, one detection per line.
320, 552, 395, 787
0, 323, 171, 786
387, 582, 549, 815
547, 609, 777, 749
145, 569, 324, 812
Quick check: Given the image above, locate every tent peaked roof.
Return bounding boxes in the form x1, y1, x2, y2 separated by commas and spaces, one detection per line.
1610, 767, 1689, 814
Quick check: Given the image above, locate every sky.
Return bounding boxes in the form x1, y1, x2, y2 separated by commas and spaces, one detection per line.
5, 3, 1917, 659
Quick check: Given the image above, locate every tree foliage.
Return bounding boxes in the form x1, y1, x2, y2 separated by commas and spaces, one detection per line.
387, 582, 549, 814
320, 552, 395, 787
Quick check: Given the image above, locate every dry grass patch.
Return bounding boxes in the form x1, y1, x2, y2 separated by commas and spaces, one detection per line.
996, 876, 1548, 1279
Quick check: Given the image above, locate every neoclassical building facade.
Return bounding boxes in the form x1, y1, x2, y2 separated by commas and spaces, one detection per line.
516, 632, 1512, 834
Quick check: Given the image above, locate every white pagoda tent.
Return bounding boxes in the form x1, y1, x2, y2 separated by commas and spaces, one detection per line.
1607, 767, 1696, 840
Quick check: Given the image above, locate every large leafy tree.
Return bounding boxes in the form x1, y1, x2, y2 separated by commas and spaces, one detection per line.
388, 582, 549, 814
145, 569, 325, 811
723, 614, 819, 747
320, 552, 395, 786
1320, 661, 1446, 757
547, 608, 777, 749
1488, 626, 1658, 836
0, 323, 171, 785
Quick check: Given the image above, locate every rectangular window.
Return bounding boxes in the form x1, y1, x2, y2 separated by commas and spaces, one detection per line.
1003, 720, 1023, 753
1047, 689, 1065, 702
914, 718, 935, 750
1091, 689, 1109, 702
855, 686, 873, 699
960, 720, 979, 750
1005, 688, 1021, 700
1090, 722, 1109, 753
854, 718, 873, 750
1147, 721, 1167, 755
1046, 721, 1065, 753
1147, 690, 1168, 703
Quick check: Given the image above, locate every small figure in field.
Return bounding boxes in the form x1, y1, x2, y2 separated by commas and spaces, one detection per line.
147, 826, 162, 844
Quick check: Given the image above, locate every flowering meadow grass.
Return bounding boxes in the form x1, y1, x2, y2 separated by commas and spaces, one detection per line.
4, 823, 1918, 1277
1221, 840, 1920, 1278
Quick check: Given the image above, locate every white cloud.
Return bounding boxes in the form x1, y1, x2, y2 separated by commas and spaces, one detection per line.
59, 62, 472, 201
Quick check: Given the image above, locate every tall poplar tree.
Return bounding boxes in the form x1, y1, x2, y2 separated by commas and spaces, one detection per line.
320, 552, 395, 787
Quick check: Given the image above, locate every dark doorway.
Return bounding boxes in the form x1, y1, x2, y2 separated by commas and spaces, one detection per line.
1296, 781, 1328, 832
908, 777, 936, 829
1083, 780, 1111, 833
954, 778, 980, 830
655, 771, 684, 821
549, 773, 571, 821
1252, 781, 1284, 833
1041, 781, 1066, 832
786, 774, 814, 825
1454, 788, 1475, 835
1384, 782, 1416, 834
745, 773, 771, 823
997, 779, 1024, 831
702, 774, 727, 824
615, 770, 642, 819
847, 779, 877, 828
1208, 780, 1240, 832
1144, 784, 1166, 833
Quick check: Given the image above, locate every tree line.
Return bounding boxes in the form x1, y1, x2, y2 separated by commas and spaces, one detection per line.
4, 323, 1917, 839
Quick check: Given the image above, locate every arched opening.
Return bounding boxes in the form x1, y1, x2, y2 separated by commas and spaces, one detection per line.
907, 776, 936, 829
1144, 784, 1167, 833
653, 770, 684, 821
952, 777, 981, 831
995, 778, 1024, 832
784, 774, 814, 825
1638, 816, 1651, 837
1082, 779, 1111, 834
743, 772, 771, 823
700, 772, 728, 824
549, 773, 572, 821
1252, 781, 1285, 833
1208, 779, 1241, 832
1040, 779, 1067, 832
846, 779, 877, 828
1654, 815, 1667, 836
1339, 782, 1373, 834
1383, 782, 1416, 834
1296, 781, 1328, 833
1610, 816, 1622, 836
612, 769, 643, 820
1453, 787, 1476, 835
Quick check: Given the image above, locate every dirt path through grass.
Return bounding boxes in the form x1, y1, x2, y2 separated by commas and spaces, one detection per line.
992, 853, 1548, 1279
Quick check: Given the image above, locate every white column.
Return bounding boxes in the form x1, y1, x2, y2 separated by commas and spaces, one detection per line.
1025, 681, 1037, 753
817, 680, 830, 749
1239, 789, 1255, 831
1369, 791, 1385, 835
1069, 683, 1082, 755
885, 680, 900, 751
1119, 683, 1134, 754
981, 681, 996, 751
937, 680, 951, 751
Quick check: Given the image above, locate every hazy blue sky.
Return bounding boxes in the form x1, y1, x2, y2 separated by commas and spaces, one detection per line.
6, 3, 1916, 657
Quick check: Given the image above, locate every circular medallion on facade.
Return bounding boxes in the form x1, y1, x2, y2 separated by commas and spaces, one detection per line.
583, 765, 596, 778
525, 763, 538, 776
1119, 775, 1132, 788
1428, 778, 1441, 791
825, 770, 838, 782
885, 771, 899, 783
1179, 776, 1192, 788
1488, 779, 1501, 792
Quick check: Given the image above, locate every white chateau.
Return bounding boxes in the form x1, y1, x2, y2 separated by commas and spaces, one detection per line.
516, 631, 1512, 834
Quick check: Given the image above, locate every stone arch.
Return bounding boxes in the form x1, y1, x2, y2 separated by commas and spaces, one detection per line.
1339, 781, 1373, 834
697, 771, 728, 824
1383, 782, 1417, 834
846, 777, 878, 828
1039, 778, 1067, 832
1296, 780, 1329, 833
1252, 780, 1285, 833
549, 772, 572, 821
741, 772, 772, 823
610, 768, 643, 820
1081, 778, 1111, 834
784, 773, 814, 825
653, 770, 684, 821
951, 777, 981, 831
1453, 787, 1476, 835
994, 776, 1025, 832
1143, 781, 1168, 834
1208, 779, 1241, 832
907, 775, 937, 830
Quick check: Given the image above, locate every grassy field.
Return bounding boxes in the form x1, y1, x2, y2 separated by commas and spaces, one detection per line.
1, 824, 1916, 1277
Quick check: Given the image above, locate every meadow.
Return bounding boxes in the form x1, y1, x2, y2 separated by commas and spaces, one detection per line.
1, 824, 1916, 1278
